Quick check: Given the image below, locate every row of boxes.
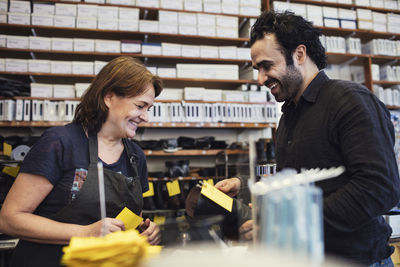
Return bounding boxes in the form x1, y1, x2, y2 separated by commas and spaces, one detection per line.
321, 0, 400, 10
0, 58, 107, 75
373, 65, 400, 82
363, 39, 400, 56
3, 0, 261, 14
374, 85, 400, 106
149, 102, 276, 123
320, 36, 362, 54
30, 83, 90, 98
324, 64, 365, 83
273, 1, 400, 33
1, 35, 251, 60
2, 13, 240, 38
0, 99, 79, 122
157, 87, 270, 102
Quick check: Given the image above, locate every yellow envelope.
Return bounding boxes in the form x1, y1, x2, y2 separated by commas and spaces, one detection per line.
143, 182, 154, 198
3, 142, 12, 157
116, 207, 143, 230
200, 182, 233, 212
166, 180, 181, 196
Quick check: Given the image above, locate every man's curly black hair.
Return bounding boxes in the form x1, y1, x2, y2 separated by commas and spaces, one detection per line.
250, 11, 327, 70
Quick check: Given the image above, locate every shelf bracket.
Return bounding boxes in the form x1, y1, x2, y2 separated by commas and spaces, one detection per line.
30, 51, 36, 60
144, 57, 148, 65
29, 75, 36, 83
144, 34, 148, 43
143, 9, 149, 20
389, 35, 396, 40
239, 17, 248, 31
343, 56, 358, 65
345, 31, 356, 39
31, 28, 37, 37
242, 41, 249, 48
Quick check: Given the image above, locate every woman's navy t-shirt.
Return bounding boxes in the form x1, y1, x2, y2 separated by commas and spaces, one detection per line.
20, 123, 149, 217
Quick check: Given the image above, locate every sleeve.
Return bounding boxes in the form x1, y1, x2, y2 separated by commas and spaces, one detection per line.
324, 87, 400, 233
19, 128, 64, 186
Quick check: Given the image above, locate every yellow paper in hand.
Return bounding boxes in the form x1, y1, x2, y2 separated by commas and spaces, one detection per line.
3, 142, 12, 157
200, 181, 233, 212
116, 207, 143, 230
153, 215, 166, 225
2, 166, 20, 178
142, 182, 154, 198
166, 180, 181, 196
205, 179, 214, 186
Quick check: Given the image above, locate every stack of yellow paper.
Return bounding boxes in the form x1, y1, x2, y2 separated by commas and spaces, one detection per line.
61, 229, 161, 267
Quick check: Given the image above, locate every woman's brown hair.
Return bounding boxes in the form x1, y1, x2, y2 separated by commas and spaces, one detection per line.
73, 56, 163, 133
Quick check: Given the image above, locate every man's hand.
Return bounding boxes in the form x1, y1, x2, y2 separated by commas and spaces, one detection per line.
138, 218, 161, 245
215, 177, 241, 197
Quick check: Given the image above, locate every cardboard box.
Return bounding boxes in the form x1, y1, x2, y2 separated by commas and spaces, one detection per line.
178, 12, 197, 25
73, 38, 95, 52
8, 12, 30, 25
142, 42, 161, 55
219, 46, 237, 59
178, 25, 197, 35
77, 4, 98, 18
181, 45, 200, 57
119, 7, 139, 20
161, 42, 181, 56
157, 67, 177, 78
184, 87, 205, 100
204, 2, 221, 13
98, 6, 118, 19
216, 15, 238, 28
9, 0, 31, 14
197, 25, 216, 37
139, 20, 158, 32
5, 58, 28, 72
31, 83, 53, 97
6, 35, 29, 49
184, 0, 202, 11
55, 3, 77, 17
98, 18, 118, 30
28, 59, 51, 73
72, 61, 94, 75
33, 3, 55, 15
216, 26, 238, 38
31, 13, 54, 26
118, 19, 139, 31
221, 3, 239, 15
95, 39, 120, 53
53, 84, 75, 98
200, 45, 219, 58
160, 0, 183, 10
197, 13, 215, 26
76, 16, 97, 29
51, 61, 72, 74
159, 10, 178, 24
52, 37, 73, 51
159, 24, 178, 34
121, 40, 141, 53
54, 15, 76, 28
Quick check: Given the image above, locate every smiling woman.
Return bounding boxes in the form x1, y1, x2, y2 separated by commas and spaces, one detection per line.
0, 56, 163, 267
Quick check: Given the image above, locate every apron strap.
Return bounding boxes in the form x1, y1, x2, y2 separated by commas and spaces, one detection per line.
122, 138, 140, 181
88, 134, 98, 165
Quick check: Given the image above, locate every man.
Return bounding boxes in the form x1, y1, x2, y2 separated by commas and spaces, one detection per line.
215, 10, 400, 266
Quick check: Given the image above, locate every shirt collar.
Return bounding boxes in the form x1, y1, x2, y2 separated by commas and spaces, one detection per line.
281, 70, 329, 113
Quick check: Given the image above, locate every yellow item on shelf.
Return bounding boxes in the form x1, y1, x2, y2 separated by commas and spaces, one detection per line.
61, 229, 161, 267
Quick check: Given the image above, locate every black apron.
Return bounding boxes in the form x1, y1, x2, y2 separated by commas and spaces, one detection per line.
11, 135, 143, 267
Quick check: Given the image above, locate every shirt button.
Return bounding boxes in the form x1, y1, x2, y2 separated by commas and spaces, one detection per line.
288, 141, 292, 145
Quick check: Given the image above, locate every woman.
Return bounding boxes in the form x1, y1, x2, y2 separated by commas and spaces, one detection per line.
0, 56, 163, 266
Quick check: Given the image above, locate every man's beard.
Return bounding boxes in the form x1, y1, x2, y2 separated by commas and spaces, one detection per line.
272, 65, 303, 102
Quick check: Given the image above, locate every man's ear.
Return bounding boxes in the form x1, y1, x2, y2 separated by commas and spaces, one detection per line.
293, 44, 307, 65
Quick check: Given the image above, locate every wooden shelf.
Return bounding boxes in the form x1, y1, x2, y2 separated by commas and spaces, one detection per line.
0, 48, 251, 64
144, 149, 247, 156
326, 52, 370, 65
373, 80, 400, 86
33, 0, 259, 19
317, 26, 400, 42
0, 24, 249, 46
0, 121, 276, 129
387, 105, 400, 110
288, 0, 400, 14
0, 71, 256, 88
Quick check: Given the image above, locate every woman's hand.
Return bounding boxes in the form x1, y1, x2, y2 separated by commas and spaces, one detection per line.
138, 218, 161, 245
214, 177, 241, 197
83, 218, 125, 237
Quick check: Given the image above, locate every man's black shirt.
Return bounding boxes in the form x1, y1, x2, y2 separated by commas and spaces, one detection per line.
276, 71, 400, 265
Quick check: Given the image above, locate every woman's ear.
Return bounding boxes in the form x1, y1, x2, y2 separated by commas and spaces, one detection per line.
293, 44, 307, 65
104, 92, 114, 108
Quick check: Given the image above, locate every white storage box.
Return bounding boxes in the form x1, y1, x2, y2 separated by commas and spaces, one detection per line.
216, 15, 238, 28
159, 11, 178, 24
137, 0, 159, 8
200, 45, 219, 58
33, 3, 55, 15
5, 58, 28, 72
95, 39, 120, 53
6, 35, 29, 49
53, 84, 75, 98
94, 60, 107, 74
197, 14, 215, 26
177, 64, 239, 80
9, 0, 31, 14
52, 37, 73, 51
75, 83, 90, 97
28, 59, 51, 73
203, 89, 222, 101
157, 67, 177, 78
51, 61, 72, 74
178, 12, 197, 25
54, 15, 76, 28
142, 43, 162, 55
161, 43, 181, 56
184, 0, 202, 11
159, 24, 178, 34
184, 87, 205, 100
216, 26, 238, 38
198, 25, 216, 37
219, 46, 237, 59
118, 19, 139, 31
237, 47, 251, 60
121, 40, 141, 53
77, 4, 98, 17
31, 83, 53, 97
181, 45, 200, 57
55, 3, 77, 17
0, 34, 6, 47
119, 7, 139, 20
157, 88, 183, 100
139, 20, 158, 32
31, 13, 54, 26
73, 38, 95, 52
204, 2, 221, 13
0, 0, 7, 13
8, 12, 30, 25
98, 18, 118, 30
98, 6, 118, 19
161, 0, 182, 9
77, 16, 97, 29
72, 61, 94, 75
179, 25, 197, 35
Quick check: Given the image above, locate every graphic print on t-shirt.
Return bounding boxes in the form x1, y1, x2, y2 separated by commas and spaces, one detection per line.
70, 168, 88, 201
